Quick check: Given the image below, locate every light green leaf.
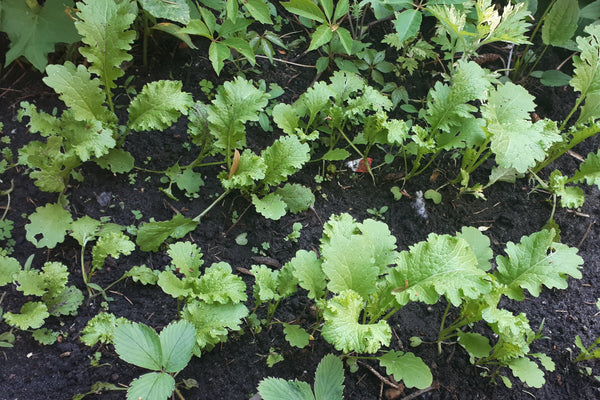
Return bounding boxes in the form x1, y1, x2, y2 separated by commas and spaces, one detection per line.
456, 226, 492, 271
136, 214, 198, 252
573, 150, 600, 187
128, 80, 193, 132
252, 193, 287, 220
125, 265, 159, 286
251, 264, 282, 303
261, 135, 310, 187
127, 372, 175, 400
114, 322, 163, 371
507, 357, 546, 388
289, 250, 326, 300
245, 0, 273, 24
1, 0, 80, 72
26, 202, 73, 249
549, 170, 585, 208
4, 301, 49, 330
457, 331, 492, 360
70, 216, 100, 247
32, 328, 59, 345
281, 0, 327, 23
283, 323, 311, 348
275, 184, 315, 214
308, 24, 334, 52
389, 233, 489, 307
0, 255, 20, 286
220, 149, 266, 190
80, 312, 129, 346
157, 271, 193, 299
571, 25, 600, 100
167, 241, 204, 279
160, 320, 196, 373
321, 290, 391, 354
43, 63, 110, 123
258, 377, 315, 400
577, 92, 600, 124
424, 189, 441, 204
378, 351, 432, 389
196, 262, 247, 304
314, 354, 344, 400
272, 103, 300, 135
182, 301, 248, 349
322, 148, 350, 161
335, 27, 353, 55
139, 0, 190, 24
393, 9, 422, 42
14, 270, 47, 296
494, 229, 583, 300
92, 231, 135, 271
76, 0, 137, 95
209, 41, 230, 75
95, 148, 135, 173
542, 0, 579, 46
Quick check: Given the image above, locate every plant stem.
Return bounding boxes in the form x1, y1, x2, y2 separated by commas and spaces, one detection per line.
192, 190, 231, 222
437, 302, 452, 354
0, 180, 13, 221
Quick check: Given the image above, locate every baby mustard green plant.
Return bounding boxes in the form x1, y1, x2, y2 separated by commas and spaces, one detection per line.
258, 354, 345, 400
113, 320, 196, 400
17, 0, 193, 194
573, 299, 600, 363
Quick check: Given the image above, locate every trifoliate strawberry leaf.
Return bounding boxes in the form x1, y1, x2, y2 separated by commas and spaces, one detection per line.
252, 193, 287, 220
378, 351, 433, 389
0, 0, 80, 72
275, 184, 315, 214
136, 214, 198, 252
76, 0, 137, 96
196, 262, 247, 304
92, 231, 135, 271
494, 229, 583, 301
159, 320, 196, 373
128, 80, 193, 131
289, 250, 326, 300
261, 136, 310, 187
388, 233, 490, 307
182, 301, 248, 350
127, 372, 175, 400
4, 301, 49, 330
167, 241, 204, 279
283, 323, 311, 349
113, 322, 163, 371
321, 290, 391, 354
43, 63, 111, 123
26, 202, 73, 249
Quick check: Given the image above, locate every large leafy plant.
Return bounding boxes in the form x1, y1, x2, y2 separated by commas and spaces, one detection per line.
17, 0, 193, 194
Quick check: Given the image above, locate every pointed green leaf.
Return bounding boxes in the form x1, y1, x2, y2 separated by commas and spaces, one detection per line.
127, 372, 175, 400
571, 25, 600, 100
209, 41, 231, 75
542, 0, 579, 46
281, 0, 326, 23
160, 320, 196, 373
245, 0, 273, 24
314, 354, 344, 400
139, 0, 190, 24
393, 9, 422, 42
308, 24, 334, 52
114, 322, 162, 370
258, 377, 315, 400
136, 214, 198, 252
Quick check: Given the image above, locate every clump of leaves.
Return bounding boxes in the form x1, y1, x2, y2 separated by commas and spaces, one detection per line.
258, 354, 345, 400
17, 0, 193, 194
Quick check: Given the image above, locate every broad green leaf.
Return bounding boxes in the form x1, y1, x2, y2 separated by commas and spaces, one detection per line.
262, 136, 310, 186
153, 22, 198, 49
160, 320, 196, 373
483, 82, 534, 123
393, 9, 422, 42
125, 265, 159, 286
281, 0, 327, 23
314, 354, 344, 400
44, 285, 83, 316
283, 323, 311, 348
542, 0, 578, 46
573, 150, 600, 187
222, 37, 256, 65
220, 149, 266, 190
76, 0, 137, 95
62, 119, 116, 162
321, 290, 391, 353
136, 214, 198, 252
114, 322, 162, 370
14, 270, 46, 296
92, 232, 135, 271
251, 264, 283, 303
481, 307, 534, 362
289, 250, 326, 299
494, 229, 583, 300
335, 27, 353, 55
456, 226, 492, 271
549, 170, 585, 208
209, 41, 230, 75
80, 312, 129, 346
258, 377, 315, 400
3, 301, 49, 330
245, 0, 273, 24
571, 25, 600, 100
1, 0, 79, 71
139, 0, 190, 24
389, 233, 490, 307
127, 372, 175, 400
128, 80, 193, 131
196, 262, 247, 304
457, 331, 492, 360
182, 301, 248, 349
167, 241, 204, 279
333, 0, 349, 21
507, 357, 546, 388
32, 328, 59, 345
95, 148, 135, 173
157, 271, 193, 299
308, 24, 334, 52
322, 148, 350, 161
179, 19, 212, 38
378, 351, 432, 389
252, 193, 287, 220
0, 255, 20, 286
536, 70, 572, 87
26, 202, 73, 249
43, 63, 110, 123
577, 92, 600, 124
272, 103, 300, 135
275, 184, 315, 214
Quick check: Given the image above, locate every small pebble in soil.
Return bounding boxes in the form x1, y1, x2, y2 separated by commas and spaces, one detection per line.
96, 192, 112, 207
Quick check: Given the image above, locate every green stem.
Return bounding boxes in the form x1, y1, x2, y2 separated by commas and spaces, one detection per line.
81, 244, 92, 297
143, 12, 149, 68
437, 302, 452, 354
192, 190, 231, 222
0, 180, 13, 221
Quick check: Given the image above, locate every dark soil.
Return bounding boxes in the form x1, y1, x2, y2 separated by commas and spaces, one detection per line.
1, 14, 599, 400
